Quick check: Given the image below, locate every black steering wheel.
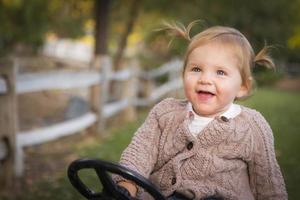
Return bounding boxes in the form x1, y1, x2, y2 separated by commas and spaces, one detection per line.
67, 158, 167, 200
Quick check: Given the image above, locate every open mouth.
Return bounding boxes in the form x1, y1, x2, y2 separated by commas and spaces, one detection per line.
197, 90, 215, 95
196, 90, 215, 100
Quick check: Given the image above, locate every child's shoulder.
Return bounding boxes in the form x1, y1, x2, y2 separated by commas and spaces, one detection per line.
240, 105, 272, 131
151, 98, 187, 117
240, 105, 267, 121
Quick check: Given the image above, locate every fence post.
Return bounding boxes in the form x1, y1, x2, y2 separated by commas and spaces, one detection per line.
121, 59, 138, 121
0, 59, 18, 190
90, 55, 111, 134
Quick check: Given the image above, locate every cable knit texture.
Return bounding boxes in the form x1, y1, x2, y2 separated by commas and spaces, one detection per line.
114, 98, 287, 200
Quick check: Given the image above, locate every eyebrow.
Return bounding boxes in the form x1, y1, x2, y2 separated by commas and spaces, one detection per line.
187, 62, 230, 69
215, 65, 230, 69
186, 62, 201, 66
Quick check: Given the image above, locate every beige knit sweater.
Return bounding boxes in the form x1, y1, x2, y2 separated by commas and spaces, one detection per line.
116, 98, 287, 200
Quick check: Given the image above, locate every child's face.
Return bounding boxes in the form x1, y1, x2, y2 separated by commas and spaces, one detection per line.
183, 42, 247, 117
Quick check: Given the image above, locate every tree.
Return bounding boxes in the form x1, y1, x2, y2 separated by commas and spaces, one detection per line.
113, 0, 141, 70
139, 0, 300, 62
0, 0, 91, 55
94, 0, 111, 56
0, 0, 49, 54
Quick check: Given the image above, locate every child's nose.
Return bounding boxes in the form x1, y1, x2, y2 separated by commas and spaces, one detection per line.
197, 72, 212, 84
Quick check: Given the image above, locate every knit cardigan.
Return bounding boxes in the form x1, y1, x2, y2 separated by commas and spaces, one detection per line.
115, 98, 287, 200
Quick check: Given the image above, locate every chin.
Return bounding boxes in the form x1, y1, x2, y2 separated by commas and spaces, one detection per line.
194, 109, 215, 117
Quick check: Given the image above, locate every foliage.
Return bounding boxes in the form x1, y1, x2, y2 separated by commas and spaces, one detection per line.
0, 0, 49, 54
254, 70, 283, 86
0, 0, 91, 55
47, 0, 91, 38
138, 0, 300, 63
1, 0, 300, 63
253, 65, 284, 86
287, 0, 300, 61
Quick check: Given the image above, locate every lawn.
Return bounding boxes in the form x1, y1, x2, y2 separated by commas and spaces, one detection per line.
2, 87, 300, 200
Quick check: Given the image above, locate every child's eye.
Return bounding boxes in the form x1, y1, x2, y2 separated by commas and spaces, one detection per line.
217, 70, 226, 76
191, 67, 201, 72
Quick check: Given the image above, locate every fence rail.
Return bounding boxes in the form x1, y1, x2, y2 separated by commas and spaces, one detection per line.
0, 57, 183, 186
16, 70, 101, 93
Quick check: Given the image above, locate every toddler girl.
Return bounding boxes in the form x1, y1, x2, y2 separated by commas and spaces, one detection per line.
115, 22, 287, 200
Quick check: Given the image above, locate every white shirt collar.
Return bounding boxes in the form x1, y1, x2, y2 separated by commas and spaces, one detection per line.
186, 102, 241, 137
187, 102, 241, 120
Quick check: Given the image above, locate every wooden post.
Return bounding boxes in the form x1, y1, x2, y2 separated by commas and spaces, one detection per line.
90, 55, 111, 134
121, 59, 138, 121
0, 59, 18, 190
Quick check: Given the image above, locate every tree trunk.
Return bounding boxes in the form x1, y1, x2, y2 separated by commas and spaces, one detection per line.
90, 0, 111, 134
94, 0, 111, 56
113, 0, 140, 70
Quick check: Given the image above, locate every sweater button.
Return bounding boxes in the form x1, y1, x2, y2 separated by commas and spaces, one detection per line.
187, 142, 193, 150
221, 116, 229, 122
171, 177, 176, 185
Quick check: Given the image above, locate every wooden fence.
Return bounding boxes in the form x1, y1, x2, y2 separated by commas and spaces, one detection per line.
0, 56, 183, 187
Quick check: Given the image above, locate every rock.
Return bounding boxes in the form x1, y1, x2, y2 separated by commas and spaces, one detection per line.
64, 96, 89, 120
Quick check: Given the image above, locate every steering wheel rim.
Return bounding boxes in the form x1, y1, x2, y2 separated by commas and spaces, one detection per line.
67, 158, 167, 200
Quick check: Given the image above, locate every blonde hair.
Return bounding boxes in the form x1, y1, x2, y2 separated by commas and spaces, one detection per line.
162, 21, 275, 98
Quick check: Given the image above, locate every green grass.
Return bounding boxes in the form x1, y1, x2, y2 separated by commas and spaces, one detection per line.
2, 88, 300, 200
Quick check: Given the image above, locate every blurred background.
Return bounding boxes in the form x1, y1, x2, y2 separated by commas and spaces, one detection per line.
0, 0, 299, 199
1, 0, 300, 66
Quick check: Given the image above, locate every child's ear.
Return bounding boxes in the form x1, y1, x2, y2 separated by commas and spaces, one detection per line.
236, 85, 249, 98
